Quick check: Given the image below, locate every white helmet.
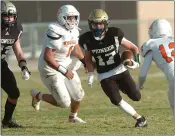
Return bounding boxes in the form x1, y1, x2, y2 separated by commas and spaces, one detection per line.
148, 19, 172, 39
57, 5, 80, 30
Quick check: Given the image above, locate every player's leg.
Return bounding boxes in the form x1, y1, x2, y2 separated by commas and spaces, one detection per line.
65, 71, 86, 123
116, 71, 147, 127
167, 79, 174, 114
117, 70, 141, 101
100, 75, 147, 128
30, 74, 71, 110
1, 61, 22, 128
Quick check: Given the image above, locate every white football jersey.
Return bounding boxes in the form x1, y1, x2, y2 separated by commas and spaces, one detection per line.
141, 37, 174, 81
38, 22, 79, 74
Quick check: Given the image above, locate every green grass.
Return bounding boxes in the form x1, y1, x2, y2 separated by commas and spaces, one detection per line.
1, 64, 174, 135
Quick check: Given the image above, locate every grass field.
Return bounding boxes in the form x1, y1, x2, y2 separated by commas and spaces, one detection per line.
1, 64, 174, 135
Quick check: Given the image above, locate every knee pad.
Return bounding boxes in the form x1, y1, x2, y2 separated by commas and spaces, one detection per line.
72, 88, 85, 102
132, 91, 141, 101
65, 75, 85, 102
52, 90, 71, 108
59, 99, 71, 108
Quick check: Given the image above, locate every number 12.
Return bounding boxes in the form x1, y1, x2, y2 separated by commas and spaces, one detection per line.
159, 42, 174, 63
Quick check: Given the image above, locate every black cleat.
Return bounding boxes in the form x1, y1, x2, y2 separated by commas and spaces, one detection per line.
135, 116, 147, 128
2, 119, 23, 128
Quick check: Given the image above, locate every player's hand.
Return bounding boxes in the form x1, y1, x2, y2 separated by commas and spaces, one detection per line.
21, 66, 31, 80
65, 71, 74, 80
126, 60, 139, 70
87, 72, 94, 88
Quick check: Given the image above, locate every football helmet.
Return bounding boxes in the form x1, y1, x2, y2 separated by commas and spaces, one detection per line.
88, 9, 109, 39
1, 1, 17, 27
148, 19, 172, 39
57, 5, 80, 30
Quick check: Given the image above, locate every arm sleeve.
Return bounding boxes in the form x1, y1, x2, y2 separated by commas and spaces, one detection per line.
138, 51, 153, 87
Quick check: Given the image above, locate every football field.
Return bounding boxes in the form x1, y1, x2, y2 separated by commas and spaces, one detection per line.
1, 64, 174, 135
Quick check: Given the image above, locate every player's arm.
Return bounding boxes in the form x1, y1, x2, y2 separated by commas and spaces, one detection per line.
85, 50, 94, 87
85, 50, 94, 72
13, 39, 25, 62
116, 28, 140, 64
44, 27, 73, 79
44, 47, 58, 70
71, 44, 86, 67
138, 51, 153, 89
79, 33, 94, 86
13, 39, 31, 80
121, 38, 139, 55
121, 38, 140, 63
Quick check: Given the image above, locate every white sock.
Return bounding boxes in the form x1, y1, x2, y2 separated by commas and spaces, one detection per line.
118, 99, 137, 116
136, 115, 142, 119
70, 112, 77, 117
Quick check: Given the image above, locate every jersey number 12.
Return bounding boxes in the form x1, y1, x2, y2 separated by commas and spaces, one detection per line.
159, 42, 174, 63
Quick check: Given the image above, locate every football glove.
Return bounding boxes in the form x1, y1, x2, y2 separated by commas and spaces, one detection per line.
126, 53, 140, 70
21, 66, 31, 80
87, 72, 94, 88
126, 60, 139, 70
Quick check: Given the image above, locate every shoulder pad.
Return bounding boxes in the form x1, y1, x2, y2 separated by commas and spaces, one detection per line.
108, 27, 124, 44
47, 23, 66, 36
141, 39, 154, 57
17, 22, 23, 32
46, 23, 64, 40
16, 22, 23, 39
79, 32, 92, 49
108, 27, 124, 37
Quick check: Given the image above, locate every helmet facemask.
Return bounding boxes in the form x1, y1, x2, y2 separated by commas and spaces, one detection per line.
89, 20, 108, 39
63, 15, 79, 30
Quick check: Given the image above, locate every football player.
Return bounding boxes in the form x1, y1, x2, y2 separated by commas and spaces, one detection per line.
30, 5, 86, 123
138, 19, 174, 115
79, 9, 147, 128
1, 1, 31, 128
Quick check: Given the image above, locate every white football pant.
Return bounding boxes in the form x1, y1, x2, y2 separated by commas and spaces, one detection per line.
40, 71, 84, 108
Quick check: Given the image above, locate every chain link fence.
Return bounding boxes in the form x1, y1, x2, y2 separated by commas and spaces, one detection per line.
7, 19, 174, 60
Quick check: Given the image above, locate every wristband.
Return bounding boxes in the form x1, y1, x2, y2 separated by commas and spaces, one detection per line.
79, 57, 86, 67
57, 65, 68, 75
18, 59, 27, 71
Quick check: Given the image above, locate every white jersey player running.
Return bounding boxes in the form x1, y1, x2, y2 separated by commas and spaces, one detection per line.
30, 5, 86, 123
138, 19, 174, 114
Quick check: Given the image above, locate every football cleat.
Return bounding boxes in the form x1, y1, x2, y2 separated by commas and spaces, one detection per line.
2, 119, 23, 128
68, 116, 86, 123
30, 89, 41, 111
135, 116, 147, 128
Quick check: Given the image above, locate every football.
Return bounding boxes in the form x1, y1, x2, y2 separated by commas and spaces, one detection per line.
121, 50, 134, 66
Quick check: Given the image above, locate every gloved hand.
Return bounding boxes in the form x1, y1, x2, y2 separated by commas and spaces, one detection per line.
87, 72, 94, 88
126, 53, 140, 70
21, 66, 31, 80
126, 59, 139, 70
